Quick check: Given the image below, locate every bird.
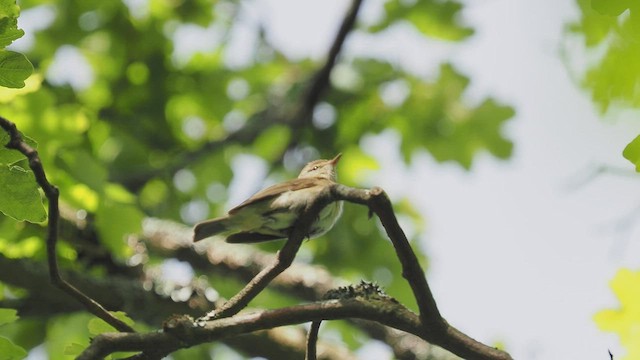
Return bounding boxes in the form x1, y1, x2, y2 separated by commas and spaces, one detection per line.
193, 154, 343, 243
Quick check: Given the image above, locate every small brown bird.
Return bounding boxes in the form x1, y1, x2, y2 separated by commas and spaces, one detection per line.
193, 154, 343, 243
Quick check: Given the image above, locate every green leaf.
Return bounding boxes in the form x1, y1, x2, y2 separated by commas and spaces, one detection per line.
0, 336, 27, 360
0, 130, 38, 165
0, 165, 46, 223
63, 343, 85, 357
0, 0, 23, 48
0, 51, 33, 89
623, 135, 640, 171
0, 308, 18, 326
46, 313, 91, 360
88, 311, 135, 335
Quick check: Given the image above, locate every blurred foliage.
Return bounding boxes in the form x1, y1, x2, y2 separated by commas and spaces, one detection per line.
594, 269, 640, 360
568, 2, 640, 357
623, 135, 640, 171
0, 308, 27, 359
567, 0, 640, 170
0, 0, 515, 358
569, 0, 640, 112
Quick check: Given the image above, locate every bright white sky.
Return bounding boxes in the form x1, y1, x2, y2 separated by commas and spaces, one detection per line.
252, 0, 640, 359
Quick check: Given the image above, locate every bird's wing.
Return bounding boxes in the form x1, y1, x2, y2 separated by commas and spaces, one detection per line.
226, 232, 286, 243
228, 178, 330, 215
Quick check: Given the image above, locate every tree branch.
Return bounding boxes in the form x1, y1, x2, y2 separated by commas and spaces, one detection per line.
0, 116, 135, 333
331, 185, 443, 329
0, 254, 354, 359
329, 185, 511, 360
142, 218, 441, 359
79, 296, 421, 360
298, 0, 363, 119
306, 321, 322, 360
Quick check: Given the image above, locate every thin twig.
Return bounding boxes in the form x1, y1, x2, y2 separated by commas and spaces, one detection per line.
0, 116, 135, 333
299, 0, 363, 119
306, 321, 322, 360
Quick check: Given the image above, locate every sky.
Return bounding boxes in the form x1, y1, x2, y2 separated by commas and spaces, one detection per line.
251, 0, 640, 359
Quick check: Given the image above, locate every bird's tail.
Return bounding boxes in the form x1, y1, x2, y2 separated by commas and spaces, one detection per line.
193, 217, 230, 242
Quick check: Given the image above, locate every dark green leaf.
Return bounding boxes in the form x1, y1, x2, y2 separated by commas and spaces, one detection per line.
0, 51, 33, 89
0, 165, 46, 222
0, 0, 24, 48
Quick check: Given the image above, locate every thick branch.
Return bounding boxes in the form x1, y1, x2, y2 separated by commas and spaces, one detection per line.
0, 116, 134, 333
80, 297, 421, 360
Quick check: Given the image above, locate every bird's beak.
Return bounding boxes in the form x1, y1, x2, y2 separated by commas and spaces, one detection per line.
330, 153, 342, 165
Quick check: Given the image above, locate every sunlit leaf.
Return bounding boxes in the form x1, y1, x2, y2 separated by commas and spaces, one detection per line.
623, 135, 640, 171
0, 73, 42, 103
594, 269, 640, 360
0, 308, 18, 326
88, 311, 135, 335
0, 336, 27, 360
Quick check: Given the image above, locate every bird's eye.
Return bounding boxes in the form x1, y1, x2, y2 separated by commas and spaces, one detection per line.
312, 166, 319, 171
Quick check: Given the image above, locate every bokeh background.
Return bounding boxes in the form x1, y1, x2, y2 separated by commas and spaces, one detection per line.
1, 0, 639, 359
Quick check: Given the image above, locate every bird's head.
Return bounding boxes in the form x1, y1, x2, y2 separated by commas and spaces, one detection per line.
298, 153, 342, 180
